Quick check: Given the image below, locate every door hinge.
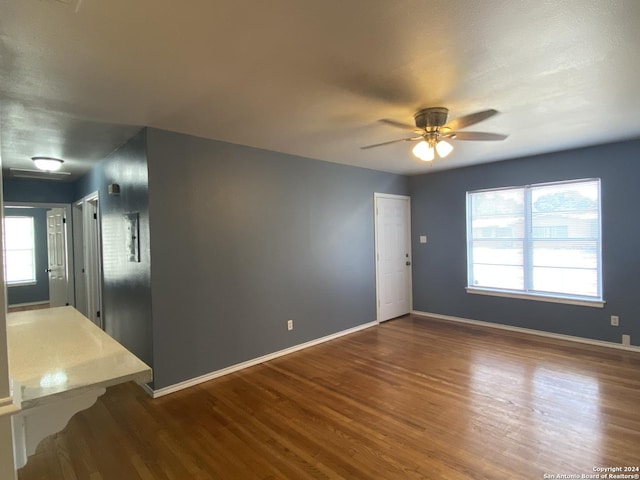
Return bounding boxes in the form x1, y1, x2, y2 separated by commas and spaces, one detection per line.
97, 311, 101, 318
93, 213, 98, 220
62, 217, 66, 224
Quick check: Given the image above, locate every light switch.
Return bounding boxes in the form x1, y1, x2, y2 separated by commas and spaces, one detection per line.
419, 235, 427, 244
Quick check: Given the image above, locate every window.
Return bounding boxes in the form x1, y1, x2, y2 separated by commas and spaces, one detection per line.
466, 179, 602, 306
3, 216, 37, 286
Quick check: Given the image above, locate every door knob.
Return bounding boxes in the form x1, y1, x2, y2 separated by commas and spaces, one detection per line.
406, 261, 411, 266
45, 268, 52, 273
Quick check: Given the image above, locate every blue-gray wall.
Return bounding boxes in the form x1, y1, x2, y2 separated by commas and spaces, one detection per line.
3, 178, 75, 204
409, 139, 640, 346
75, 129, 153, 368
6, 127, 635, 391
5, 207, 49, 306
146, 128, 409, 389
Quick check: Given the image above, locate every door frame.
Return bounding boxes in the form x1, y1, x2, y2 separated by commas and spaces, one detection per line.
73, 192, 103, 328
374, 193, 413, 323
0, 186, 18, 479
3, 202, 75, 308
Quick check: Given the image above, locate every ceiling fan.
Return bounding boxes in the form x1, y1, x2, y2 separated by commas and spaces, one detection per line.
361, 107, 508, 162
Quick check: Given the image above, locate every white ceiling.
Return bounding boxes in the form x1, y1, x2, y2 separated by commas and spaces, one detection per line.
1, 0, 639, 179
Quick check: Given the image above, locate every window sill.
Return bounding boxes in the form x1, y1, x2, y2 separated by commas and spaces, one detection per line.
466, 287, 605, 308
7, 281, 37, 288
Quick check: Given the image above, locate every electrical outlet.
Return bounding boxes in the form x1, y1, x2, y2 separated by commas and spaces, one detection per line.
622, 334, 631, 346
610, 315, 619, 326
287, 319, 293, 331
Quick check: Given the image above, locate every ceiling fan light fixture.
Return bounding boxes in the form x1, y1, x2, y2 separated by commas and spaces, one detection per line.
412, 141, 434, 161
362, 107, 505, 164
32, 156, 64, 172
435, 140, 453, 158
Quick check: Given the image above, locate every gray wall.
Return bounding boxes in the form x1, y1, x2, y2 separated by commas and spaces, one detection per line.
5, 207, 49, 305
75, 129, 153, 368
147, 128, 408, 389
3, 178, 75, 204
409, 139, 640, 346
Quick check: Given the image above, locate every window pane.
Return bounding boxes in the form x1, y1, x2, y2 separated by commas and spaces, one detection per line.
471, 189, 525, 239
530, 180, 600, 298
4, 218, 34, 250
6, 249, 34, 267
531, 182, 599, 214
471, 189, 525, 216
532, 267, 598, 297
471, 241, 524, 289
532, 211, 598, 238
532, 240, 598, 269
6, 260, 35, 283
3, 216, 36, 284
469, 189, 525, 291
471, 264, 524, 290
472, 241, 523, 266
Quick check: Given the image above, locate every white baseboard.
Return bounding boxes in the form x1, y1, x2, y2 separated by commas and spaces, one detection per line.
151, 321, 378, 398
412, 310, 640, 353
140, 383, 154, 398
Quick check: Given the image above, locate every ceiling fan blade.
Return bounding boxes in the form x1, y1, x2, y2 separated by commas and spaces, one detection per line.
442, 109, 499, 131
445, 131, 508, 141
379, 118, 418, 131
360, 137, 421, 149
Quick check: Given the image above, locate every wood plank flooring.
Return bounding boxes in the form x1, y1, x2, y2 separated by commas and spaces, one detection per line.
8, 304, 50, 313
17, 314, 640, 479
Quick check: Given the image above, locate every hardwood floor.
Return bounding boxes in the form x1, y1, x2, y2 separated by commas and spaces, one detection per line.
18, 314, 640, 479
8, 304, 50, 313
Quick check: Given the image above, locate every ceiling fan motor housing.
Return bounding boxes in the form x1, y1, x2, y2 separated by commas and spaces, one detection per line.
414, 107, 449, 130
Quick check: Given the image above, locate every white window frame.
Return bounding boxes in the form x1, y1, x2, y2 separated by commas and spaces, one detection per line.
3, 216, 37, 287
466, 179, 604, 308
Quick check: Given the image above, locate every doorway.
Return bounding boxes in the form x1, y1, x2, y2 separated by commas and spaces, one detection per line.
374, 193, 412, 322
3, 203, 75, 310
72, 193, 103, 328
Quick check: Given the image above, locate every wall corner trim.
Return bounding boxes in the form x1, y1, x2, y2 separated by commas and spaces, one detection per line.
151, 321, 379, 398
412, 310, 640, 353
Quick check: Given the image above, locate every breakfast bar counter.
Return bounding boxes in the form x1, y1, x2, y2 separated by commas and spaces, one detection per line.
6, 306, 152, 468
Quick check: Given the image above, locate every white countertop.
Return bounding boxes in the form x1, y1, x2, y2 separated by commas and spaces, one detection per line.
7, 306, 152, 408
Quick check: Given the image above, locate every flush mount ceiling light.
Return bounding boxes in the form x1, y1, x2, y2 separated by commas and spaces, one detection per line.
32, 156, 64, 172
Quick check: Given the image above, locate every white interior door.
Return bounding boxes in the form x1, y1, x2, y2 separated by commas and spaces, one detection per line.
83, 196, 102, 328
375, 194, 412, 322
72, 202, 87, 316
46, 208, 68, 307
